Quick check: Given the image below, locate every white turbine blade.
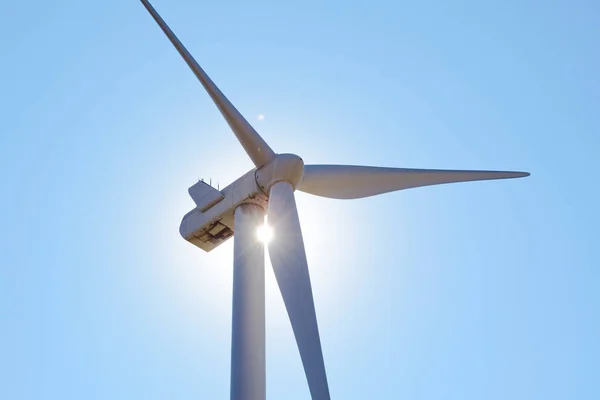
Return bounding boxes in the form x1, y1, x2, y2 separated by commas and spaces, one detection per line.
299, 165, 530, 199
267, 181, 330, 400
140, 0, 276, 167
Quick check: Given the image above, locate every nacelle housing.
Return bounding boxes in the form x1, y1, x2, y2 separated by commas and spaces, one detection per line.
180, 169, 268, 252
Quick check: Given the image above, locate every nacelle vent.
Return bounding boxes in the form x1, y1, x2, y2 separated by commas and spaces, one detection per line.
188, 180, 224, 212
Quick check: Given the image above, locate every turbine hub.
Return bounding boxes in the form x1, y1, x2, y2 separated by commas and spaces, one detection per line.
255, 153, 304, 194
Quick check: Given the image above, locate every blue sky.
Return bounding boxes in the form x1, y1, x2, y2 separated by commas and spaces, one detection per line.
1, 0, 598, 398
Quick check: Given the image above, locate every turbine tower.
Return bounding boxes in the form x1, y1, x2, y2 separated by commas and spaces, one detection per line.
140, 1, 529, 399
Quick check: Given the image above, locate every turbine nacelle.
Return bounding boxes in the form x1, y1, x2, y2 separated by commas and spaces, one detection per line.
180, 169, 267, 252
179, 154, 305, 253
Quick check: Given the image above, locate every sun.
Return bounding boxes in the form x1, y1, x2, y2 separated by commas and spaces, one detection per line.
256, 221, 273, 243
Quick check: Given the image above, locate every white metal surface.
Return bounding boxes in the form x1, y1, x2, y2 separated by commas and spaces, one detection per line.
255, 153, 305, 194
231, 204, 266, 400
188, 180, 225, 211
267, 182, 330, 400
299, 164, 530, 199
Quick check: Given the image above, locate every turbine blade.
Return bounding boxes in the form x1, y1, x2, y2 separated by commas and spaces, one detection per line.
299, 164, 530, 199
267, 181, 330, 400
140, 0, 276, 167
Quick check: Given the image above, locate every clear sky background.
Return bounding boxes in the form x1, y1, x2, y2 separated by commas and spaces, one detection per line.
1, 0, 598, 399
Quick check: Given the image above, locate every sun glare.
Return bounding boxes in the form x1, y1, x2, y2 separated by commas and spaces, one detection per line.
257, 222, 273, 243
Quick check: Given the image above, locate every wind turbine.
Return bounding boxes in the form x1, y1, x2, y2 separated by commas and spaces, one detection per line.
140, 1, 529, 399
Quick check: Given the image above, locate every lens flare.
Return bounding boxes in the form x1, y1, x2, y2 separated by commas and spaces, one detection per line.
256, 223, 273, 243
